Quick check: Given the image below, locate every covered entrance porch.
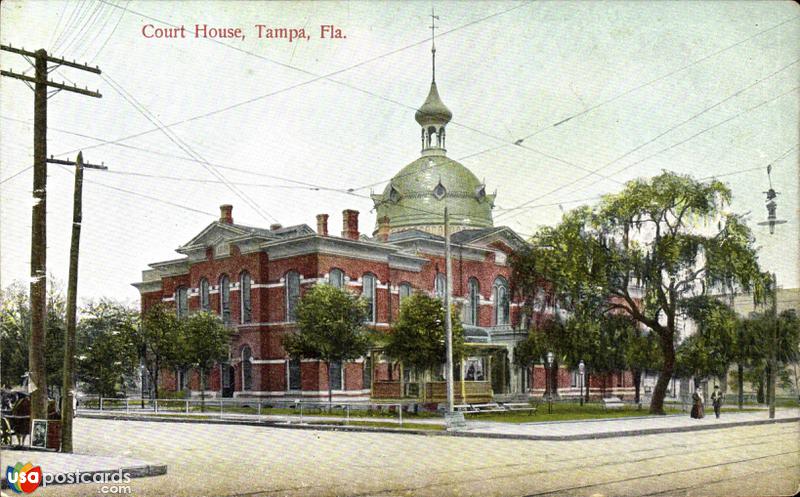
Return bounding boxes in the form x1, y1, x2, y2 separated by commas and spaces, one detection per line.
369, 343, 510, 404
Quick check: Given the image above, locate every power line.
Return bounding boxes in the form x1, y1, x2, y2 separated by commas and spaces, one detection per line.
101, 73, 279, 223
0, 165, 33, 185
515, 14, 800, 144
0, 114, 373, 199
56, 0, 534, 159
88, 0, 130, 63
53, 164, 217, 217
497, 84, 800, 223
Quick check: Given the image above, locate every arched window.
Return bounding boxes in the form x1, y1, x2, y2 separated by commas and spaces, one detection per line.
466, 278, 480, 325
199, 278, 210, 311
285, 271, 300, 322
241, 345, 252, 391
398, 282, 412, 306
239, 272, 252, 323
434, 273, 446, 298
219, 275, 231, 325
176, 286, 188, 318
362, 273, 376, 323
492, 277, 510, 326
329, 268, 344, 289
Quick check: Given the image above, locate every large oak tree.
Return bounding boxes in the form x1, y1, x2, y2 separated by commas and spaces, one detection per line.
512, 172, 768, 414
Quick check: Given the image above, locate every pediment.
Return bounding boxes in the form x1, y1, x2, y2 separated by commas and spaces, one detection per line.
179, 222, 249, 251
463, 227, 528, 252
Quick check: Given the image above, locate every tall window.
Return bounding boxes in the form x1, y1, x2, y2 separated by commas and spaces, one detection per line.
329, 360, 343, 390
241, 345, 252, 391
286, 271, 300, 322
288, 358, 301, 391
239, 271, 252, 323
363, 356, 372, 390
493, 276, 510, 326
398, 283, 412, 306
362, 273, 376, 323
176, 287, 188, 318
329, 268, 344, 289
199, 278, 210, 311
466, 278, 480, 325
220, 275, 231, 325
434, 273, 446, 298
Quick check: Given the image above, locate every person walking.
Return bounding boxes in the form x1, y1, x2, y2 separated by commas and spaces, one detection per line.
711, 385, 723, 419
690, 387, 705, 419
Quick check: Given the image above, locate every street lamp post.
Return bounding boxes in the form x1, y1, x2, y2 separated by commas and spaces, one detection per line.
579, 360, 585, 407
546, 351, 554, 414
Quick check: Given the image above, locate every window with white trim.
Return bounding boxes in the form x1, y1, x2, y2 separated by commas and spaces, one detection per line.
362, 273, 376, 323
434, 273, 446, 298
329, 268, 344, 289
241, 345, 253, 391
466, 278, 480, 325
220, 275, 231, 325
240, 271, 252, 324
492, 276, 510, 326
329, 360, 343, 390
176, 286, 188, 318
286, 271, 300, 322
199, 278, 210, 311
287, 358, 301, 391
398, 282, 412, 306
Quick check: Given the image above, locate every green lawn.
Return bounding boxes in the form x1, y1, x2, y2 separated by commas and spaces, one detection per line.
465, 402, 684, 423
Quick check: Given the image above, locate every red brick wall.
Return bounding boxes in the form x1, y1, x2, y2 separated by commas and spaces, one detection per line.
140, 234, 525, 397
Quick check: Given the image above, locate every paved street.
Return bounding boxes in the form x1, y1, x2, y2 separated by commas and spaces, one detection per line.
15, 416, 799, 497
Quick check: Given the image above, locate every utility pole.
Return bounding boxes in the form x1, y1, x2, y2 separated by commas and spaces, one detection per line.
769, 272, 777, 419
54, 152, 107, 453
1, 45, 101, 422
444, 207, 454, 413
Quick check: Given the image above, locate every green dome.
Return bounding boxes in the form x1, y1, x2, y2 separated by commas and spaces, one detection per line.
372, 155, 495, 235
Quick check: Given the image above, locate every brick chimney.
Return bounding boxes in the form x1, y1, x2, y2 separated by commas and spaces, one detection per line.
219, 204, 233, 224
316, 214, 329, 236
376, 216, 390, 242
270, 223, 282, 231
342, 209, 359, 240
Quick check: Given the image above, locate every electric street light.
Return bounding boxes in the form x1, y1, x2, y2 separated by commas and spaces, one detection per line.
579, 360, 585, 407
546, 351, 554, 414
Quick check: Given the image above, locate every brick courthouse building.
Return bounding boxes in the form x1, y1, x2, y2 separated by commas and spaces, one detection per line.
134, 60, 634, 402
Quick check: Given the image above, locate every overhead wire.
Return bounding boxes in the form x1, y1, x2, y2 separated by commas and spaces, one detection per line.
496, 84, 800, 223
101, 72, 279, 223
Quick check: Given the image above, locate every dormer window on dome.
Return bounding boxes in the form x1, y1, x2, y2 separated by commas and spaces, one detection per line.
388, 184, 401, 203
475, 184, 486, 201
433, 180, 447, 200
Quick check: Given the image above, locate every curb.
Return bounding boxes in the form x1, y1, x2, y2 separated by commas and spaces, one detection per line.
76, 411, 800, 441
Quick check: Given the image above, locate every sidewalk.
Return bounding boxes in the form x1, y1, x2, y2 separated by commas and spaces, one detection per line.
77, 406, 800, 441
461, 407, 800, 440
0, 449, 166, 488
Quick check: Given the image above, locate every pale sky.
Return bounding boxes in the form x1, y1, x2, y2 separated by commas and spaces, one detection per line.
1, 1, 798, 306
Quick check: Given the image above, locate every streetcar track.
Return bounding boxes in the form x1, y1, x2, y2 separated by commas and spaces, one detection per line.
224, 426, 797, 497
521, 449, 799, 497
638, 461, 800, 496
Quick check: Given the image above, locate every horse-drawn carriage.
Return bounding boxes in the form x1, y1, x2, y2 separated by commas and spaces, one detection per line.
1, 390, 59, 447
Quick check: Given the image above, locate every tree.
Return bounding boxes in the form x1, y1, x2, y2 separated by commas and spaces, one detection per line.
182, 311, 231, 411
282, 284, 372, 406
137, 304, 182, 401
0, 281, 66, 393
384, 292, 465, 398
675, 296, 737, 383
512, 172, 768, 414
76, 300, 139, 398
623, 325, 661, 405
